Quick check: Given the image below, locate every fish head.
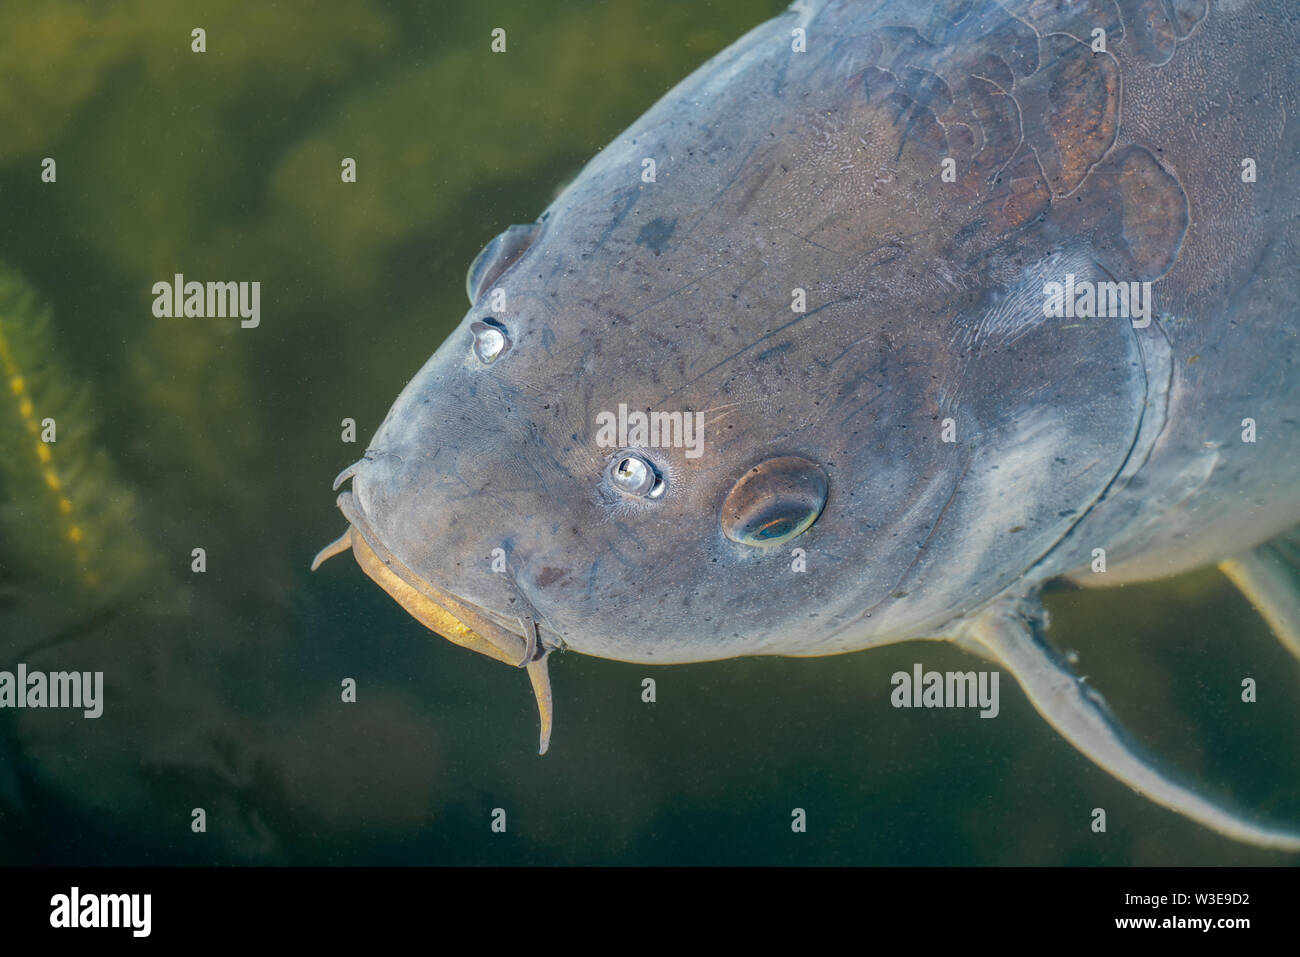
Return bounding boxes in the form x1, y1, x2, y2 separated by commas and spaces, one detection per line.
328, 207, 1150, 675
319, 2, 1183, 746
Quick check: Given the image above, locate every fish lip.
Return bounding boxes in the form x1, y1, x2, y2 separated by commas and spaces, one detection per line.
335, 486, 557, 755
335, 489, 539, 658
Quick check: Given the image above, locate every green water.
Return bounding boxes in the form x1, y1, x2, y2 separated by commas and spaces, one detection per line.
0, 0, 1296, 865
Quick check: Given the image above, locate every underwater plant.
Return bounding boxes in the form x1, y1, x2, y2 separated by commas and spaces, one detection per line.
0, 261, 159, 606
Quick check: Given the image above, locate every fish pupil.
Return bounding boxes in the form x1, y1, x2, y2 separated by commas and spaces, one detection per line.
476, 328, 504, 361
614, 457, 649, 489
755, 516, 796, 539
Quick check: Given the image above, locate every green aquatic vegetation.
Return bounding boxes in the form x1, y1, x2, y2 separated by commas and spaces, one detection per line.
0, 262, 160, 604
0, 0, 394, 164
0, 1, 396, 500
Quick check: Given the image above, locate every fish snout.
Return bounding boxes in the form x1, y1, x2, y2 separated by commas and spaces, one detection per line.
315, 479, 558, 754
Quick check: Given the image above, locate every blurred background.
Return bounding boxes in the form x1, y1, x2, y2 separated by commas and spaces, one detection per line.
0, 0, 1296, 865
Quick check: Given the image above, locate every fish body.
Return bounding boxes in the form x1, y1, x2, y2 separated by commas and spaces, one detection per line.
319, 0, 1300, 849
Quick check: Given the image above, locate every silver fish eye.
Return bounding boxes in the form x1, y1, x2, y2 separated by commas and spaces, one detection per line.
470, 319, 510, 364
608, 453, 665, 499
721, 456, 827, 547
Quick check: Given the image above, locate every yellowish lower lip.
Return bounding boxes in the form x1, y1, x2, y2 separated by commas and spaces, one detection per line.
313, 495, 555, 754
348, 526, 527, 666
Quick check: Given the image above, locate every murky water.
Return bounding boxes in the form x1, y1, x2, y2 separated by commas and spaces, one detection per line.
0, 0, 1296, 865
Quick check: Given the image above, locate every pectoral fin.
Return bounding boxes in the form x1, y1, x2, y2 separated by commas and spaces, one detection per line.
1219, 528, 1300, 662
961, 601, 1300, 851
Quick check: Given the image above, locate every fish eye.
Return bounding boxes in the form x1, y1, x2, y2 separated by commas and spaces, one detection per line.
721, 456, 828, 547
466, 223, 541, 304
470, 319, 510, 364
607, 452, 665, 499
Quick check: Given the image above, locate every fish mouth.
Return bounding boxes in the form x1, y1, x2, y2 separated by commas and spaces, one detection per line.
312, 481, 555, 754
